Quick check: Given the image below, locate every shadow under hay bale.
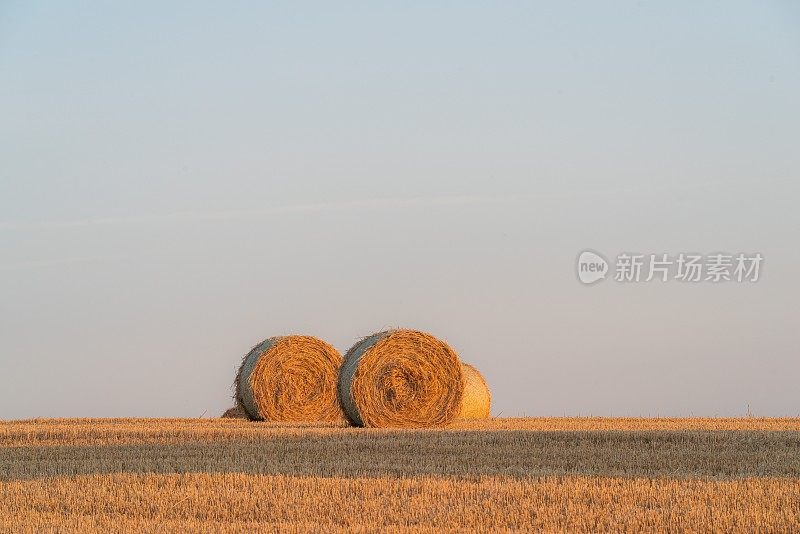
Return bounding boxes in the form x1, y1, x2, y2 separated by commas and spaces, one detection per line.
458, 363, 491, 419
235, 335, 345, 422
221, 406, 249, 419
338, 329, 464, 428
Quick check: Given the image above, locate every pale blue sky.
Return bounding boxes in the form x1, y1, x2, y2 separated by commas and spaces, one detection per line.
1, 2, 799, 418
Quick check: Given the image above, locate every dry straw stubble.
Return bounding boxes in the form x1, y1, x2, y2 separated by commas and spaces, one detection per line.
338, 329, 464, 428
235, 335, 344, 422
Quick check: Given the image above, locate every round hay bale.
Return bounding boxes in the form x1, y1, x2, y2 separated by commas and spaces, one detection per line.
221, 406, 249, 419
338, 329, 464, 428
235, 335, 344, 422
458, 363, 491, 419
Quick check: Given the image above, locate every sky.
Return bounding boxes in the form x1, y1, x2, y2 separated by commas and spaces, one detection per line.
1, 2, 799, 419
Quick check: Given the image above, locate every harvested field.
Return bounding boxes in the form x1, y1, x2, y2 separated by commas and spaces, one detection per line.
1, 418, 799, 532
2, 417, 799, 447
3, 474, 799, 533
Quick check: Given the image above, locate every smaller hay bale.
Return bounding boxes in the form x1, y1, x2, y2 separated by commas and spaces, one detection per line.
221, 406, 249, 419
458, 363, 491, 419
338, 329, 464, 428
235, 335, 345, 422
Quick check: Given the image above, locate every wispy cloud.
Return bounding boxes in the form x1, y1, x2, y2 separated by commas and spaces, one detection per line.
0, 194, 518, 231
0, 194, 520, 271
0, 254, 133, 271
1, 178, 761, 232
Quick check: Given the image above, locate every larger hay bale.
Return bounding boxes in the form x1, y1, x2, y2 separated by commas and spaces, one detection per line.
338, 329, 464, 428
235, 335, 344, 422
459, 363, 491, 419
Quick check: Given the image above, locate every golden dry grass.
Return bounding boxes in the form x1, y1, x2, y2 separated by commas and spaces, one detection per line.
1, 418, 799, 532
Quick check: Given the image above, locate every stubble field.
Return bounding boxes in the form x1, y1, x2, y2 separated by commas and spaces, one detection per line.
2, 418, 799, 533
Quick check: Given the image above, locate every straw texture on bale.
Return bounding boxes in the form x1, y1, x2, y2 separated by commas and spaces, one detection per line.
458, 363, 491, 419
235, 335, 344, 422
221, 406, 249, 419
338, 329, 464, 428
